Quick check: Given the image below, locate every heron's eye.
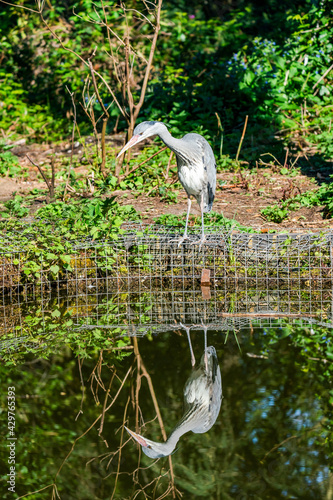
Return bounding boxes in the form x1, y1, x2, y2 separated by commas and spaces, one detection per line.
147, 445, 152, 449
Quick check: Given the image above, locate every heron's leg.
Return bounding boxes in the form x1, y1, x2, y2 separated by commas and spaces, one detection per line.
191, 192, 206, 249
200, 193, 205, 240
201, 320, 208, 371
180, 322, 195, 367
178, 196, 191, 247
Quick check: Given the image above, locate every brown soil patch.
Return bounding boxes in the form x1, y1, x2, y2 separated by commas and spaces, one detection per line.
1, 136, 332, 231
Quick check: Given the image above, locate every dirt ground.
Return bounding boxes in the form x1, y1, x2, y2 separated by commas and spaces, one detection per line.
1, 136, 332, 232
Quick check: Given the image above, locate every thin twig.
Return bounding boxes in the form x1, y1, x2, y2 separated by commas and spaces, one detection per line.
26, 154, 53, 196
55, 365, 132, 481
283, 148, 289, 169
218, 312, 317, 318
120, 146, 168, 179
312, 63, 333, 90
133, 337, 177, 498
163, 150, 174, 180
99, 369, 116, 438
133, 0, 162, 121
235, 115, 248, 162
101, 117, 108, 178
63, 87, 77, 200
75, 356, 85, 421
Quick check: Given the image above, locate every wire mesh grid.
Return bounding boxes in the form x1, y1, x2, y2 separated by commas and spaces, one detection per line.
1, 223, 333, 292
1, 223, 333, 353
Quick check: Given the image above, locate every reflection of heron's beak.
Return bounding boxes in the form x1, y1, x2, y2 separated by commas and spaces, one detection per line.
117, 134, 142, 158
124, 426, 148, 447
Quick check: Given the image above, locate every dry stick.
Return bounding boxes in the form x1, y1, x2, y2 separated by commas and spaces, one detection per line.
6, 0, 125, 119
283, 148, 289, 169
37, 8, 126, 119
99, 369, 117, 438
63, 87, 77, 200
75, 356, 85, 421
80, 100, 100, 160
120, 146, 168, 180
133, 0, 162, 122
260, 152, 283, 167
163, 150, 174, 180
88, 57, 110, 178
218, 312, 317, 318
101, 117, 108, 178
26, 154, 53, 197
262, 435, 298, 463
133, 337, 177, 499
312, 62, 333, 90
235, 115, 248, 162
16, 484, 56, 500
55, 364, 133, 481
50, 156, 55, 198
117, 0, 163, 174
110, 395, 131, 500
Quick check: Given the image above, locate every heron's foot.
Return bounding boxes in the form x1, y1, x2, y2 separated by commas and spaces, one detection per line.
177, 234, 190, 248
191, 236, 207, 250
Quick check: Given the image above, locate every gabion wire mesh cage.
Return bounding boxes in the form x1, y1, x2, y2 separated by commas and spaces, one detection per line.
1, 223, 333, 294
1, 223, 333, 351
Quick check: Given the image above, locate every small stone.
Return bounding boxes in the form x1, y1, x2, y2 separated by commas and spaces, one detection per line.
13, 138, 26, 146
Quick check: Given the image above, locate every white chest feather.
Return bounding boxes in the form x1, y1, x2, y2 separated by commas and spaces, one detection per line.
178, 163, 206, 196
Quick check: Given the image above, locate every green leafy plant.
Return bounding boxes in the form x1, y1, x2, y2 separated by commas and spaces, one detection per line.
0, 151, 22, 177
261, 206, 290, 223
1, 195, 29, 218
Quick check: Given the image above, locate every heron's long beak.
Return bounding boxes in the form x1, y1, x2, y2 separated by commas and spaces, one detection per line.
117, 134, 142, 158
124, 426, 149, 447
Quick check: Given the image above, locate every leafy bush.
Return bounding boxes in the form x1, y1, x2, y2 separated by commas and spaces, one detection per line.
1, 195, 29, 217
0, 151, 22, 177
261, 181, 333, 222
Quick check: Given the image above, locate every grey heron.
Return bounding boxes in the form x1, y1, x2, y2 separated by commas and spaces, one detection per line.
117, 121, 217, 247
125, 322, 222, 458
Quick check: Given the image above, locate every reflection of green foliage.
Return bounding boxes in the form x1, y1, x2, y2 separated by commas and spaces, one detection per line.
1, 294, 135, 365
0, 324, 330, 499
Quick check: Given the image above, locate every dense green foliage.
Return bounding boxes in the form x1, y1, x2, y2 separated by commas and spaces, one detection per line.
1, 0, 333, 223
0, 0, 332, 158
262, 181, 333, 222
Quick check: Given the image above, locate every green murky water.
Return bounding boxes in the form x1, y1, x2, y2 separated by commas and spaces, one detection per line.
1, 285, 332, 499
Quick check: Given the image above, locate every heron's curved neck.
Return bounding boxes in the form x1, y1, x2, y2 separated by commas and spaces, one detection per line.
165, 404, 204, 450
156, 128, 187, 156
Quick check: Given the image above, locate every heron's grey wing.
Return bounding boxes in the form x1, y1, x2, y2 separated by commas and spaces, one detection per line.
197, 137, 216, 212
180, 133, 216, 211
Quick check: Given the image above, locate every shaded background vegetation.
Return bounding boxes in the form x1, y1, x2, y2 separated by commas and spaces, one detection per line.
1, 0, 332, 162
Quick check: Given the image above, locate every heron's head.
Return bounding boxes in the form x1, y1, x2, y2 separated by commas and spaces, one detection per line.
200, 346, 218, 372
124, 425, 173, 458
117, 121, 168, 158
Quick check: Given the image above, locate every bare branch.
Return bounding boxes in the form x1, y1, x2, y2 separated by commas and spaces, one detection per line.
133, 0, 162, 120
63, 86, 77, 200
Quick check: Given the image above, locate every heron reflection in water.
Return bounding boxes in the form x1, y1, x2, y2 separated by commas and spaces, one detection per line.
125, 322, 222, 458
